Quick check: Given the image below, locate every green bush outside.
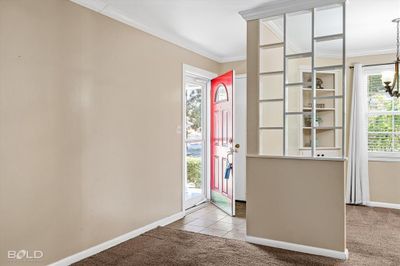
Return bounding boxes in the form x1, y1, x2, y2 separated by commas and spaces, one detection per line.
187, 157, 201, 188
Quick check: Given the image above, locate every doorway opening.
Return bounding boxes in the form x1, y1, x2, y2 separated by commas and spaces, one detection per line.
182, 65, 246, 220
183, 65, 216, 210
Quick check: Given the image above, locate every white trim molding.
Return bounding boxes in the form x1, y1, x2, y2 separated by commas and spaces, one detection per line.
49, 211, 185, 266
369, 152, 400, 162
239, 0, 346, 21
246, 235, 349, 260
367, 201, 400, 210
69, 0, 239, 63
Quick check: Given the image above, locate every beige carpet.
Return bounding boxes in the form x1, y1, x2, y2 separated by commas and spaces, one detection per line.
74, 205, 400, 265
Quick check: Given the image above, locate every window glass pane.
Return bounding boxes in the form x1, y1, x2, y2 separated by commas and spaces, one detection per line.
260, 129, 283, 155
368, 74, 392, 112
260, 73, 283, 100
368, 114, 393, 132
315, 70, 341, 92
394, 98, 400, 111
186, 142, 203, 199
286, 11, 312, 55
368, 133, 393, 152
395, 115, 400, 131
260, 16, 283, 45
286, 114, 309, 156
335, 128, 343, 155
314, 98, 342, 128
287, 85, 303, 112
287, 57, 311, 84
315, 5, 343, 37
215, 85, 228, 102
260, 101, 283, 127
316, 129, 335, 148
315, 38, 343, 68
186, 84, 202, 141
394, 135, 400, 152
260, 46, 284, 73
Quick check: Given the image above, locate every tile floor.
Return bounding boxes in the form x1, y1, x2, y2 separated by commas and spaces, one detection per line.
166, 202, 246, 240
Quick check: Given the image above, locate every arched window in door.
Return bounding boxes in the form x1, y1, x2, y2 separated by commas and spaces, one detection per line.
215, 84, 228, 103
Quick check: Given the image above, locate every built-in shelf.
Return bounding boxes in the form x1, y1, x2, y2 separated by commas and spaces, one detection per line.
302, 126, 342, 130
314, 65, 343, 71
259, 42, 284, 49
299, 147, 341, 150
259, 98, 283, 102
302, 107, 335, 111
260, 71, 284, 76
286, 52, 312, 59
302, 88, 335, 92
286, 82, 305, 87
314, 33, 343, 42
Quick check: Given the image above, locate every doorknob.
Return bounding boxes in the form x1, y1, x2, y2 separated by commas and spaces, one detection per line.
231, 143, 240, 153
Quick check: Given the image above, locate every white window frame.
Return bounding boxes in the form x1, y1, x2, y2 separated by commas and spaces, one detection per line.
364, 65, 400, 162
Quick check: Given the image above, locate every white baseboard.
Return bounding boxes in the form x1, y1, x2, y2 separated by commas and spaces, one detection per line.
367, 201, 400, 210
49, 211, 185, 266
245, 235, 348, 260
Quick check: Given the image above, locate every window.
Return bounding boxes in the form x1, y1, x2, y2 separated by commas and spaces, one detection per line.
367, 68, 400, 160
215, 84, 228, 102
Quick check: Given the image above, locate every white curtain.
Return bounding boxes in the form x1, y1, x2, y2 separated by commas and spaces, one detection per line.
346, 64, 370, 205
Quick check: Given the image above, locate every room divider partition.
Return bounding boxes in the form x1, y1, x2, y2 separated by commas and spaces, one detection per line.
240, 0, 348, 259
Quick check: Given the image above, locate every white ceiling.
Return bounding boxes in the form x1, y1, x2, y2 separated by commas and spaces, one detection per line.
72, 0, 400, 63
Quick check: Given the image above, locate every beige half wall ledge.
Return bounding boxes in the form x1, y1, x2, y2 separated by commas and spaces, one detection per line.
246, 157, 347, 259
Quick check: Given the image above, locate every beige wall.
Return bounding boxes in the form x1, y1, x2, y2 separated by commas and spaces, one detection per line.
0, 0, 221, 265
347, 53, 400, 204
247, 157, 346, 251
246, 20, 260, 154
220, 60, 246, 76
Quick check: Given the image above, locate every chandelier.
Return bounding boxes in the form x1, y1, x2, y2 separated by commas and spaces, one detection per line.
382, 18, 400, 98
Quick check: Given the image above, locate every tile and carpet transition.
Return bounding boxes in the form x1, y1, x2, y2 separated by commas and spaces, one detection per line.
74, 205, 400, 265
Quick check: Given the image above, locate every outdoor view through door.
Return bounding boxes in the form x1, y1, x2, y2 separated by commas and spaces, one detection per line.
211, 70, 236, 216
184, 75, 207, 209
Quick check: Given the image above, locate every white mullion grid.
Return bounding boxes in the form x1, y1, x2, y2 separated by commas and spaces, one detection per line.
369, 131, 400, 134
311, 8, 316, 157
392, 93, 395, 152
283, 14, 287, 156
341, 2, 346, 158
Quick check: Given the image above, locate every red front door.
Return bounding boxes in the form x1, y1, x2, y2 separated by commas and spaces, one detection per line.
210, 70, 235, 216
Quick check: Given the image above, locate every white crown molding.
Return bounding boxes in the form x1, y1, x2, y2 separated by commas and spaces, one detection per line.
70, 0, 108, 12
219, 55, 247, 63
347, 48, 396, 58
49, 211, 185, 265
239, 0, 346, 21
70, 0, 243, 63
246, 235, 349, 260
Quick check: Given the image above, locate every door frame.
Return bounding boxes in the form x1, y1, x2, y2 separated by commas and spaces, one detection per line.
233, 74, 247, 202
182, 64, 217, 212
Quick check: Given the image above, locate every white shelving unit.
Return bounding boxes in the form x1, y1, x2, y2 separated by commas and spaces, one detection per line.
299, 69, 341, 157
